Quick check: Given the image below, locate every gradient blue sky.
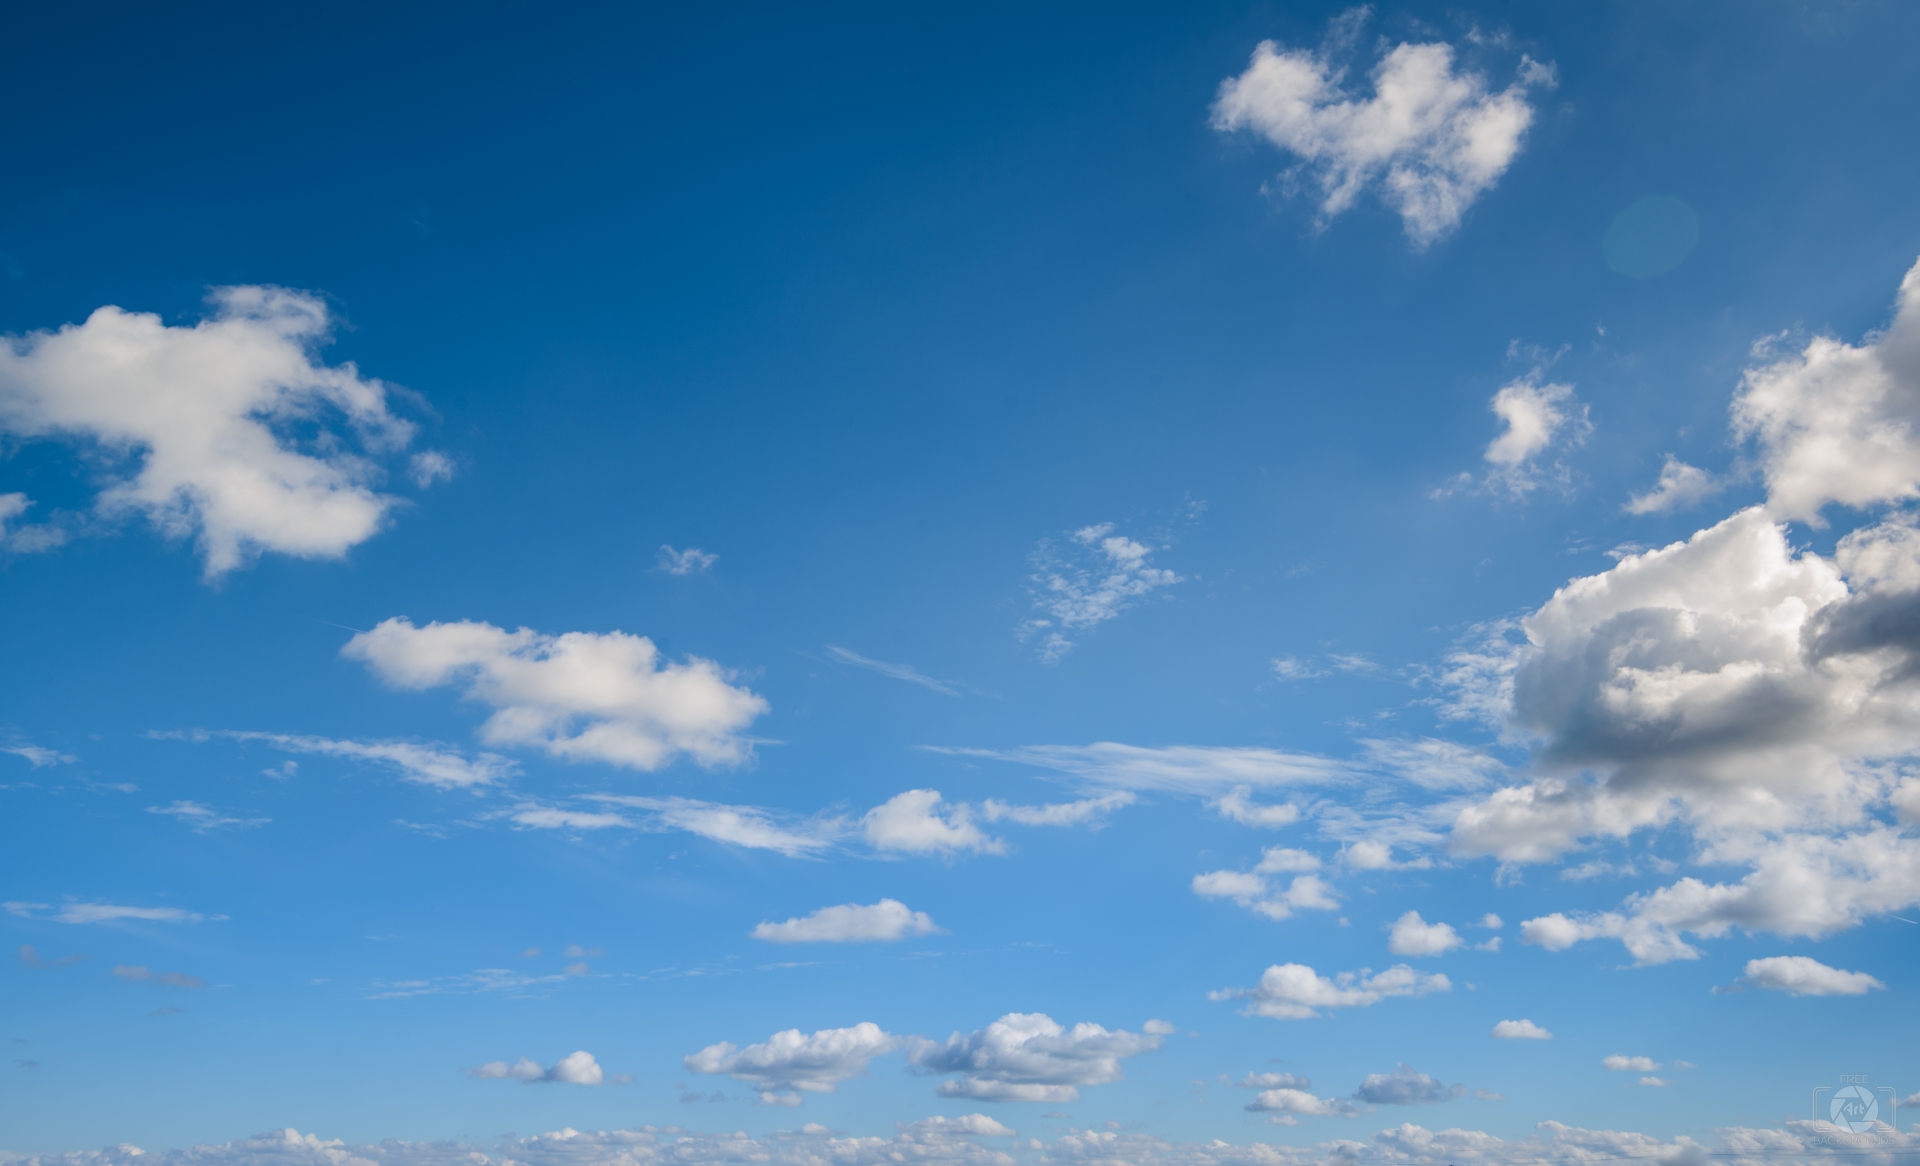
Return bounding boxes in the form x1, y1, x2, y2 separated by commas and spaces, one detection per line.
4, 2, 1920, 1162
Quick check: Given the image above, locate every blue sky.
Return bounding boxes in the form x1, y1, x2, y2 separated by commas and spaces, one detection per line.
4, 2, 1920, 1163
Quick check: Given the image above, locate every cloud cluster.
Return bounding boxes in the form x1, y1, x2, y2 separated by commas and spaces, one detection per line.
1210, 961, 1450, 1020
468, 1050, 604, 1085
1211, 15, 1552, 245
1191, 848, 1338, 921
906, 1013, 1165, 1103
0, 287, 444, 577
343, 618, 769, 771
751, 900, 941, 944
1021, 524, 1182, 661
685, 1023, 900, 1106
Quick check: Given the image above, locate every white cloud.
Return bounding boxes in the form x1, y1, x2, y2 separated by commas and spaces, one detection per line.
1210, 961, 1450, 1020
684, 1023, 900, 1105
407, 450, 455, 488
1192, 848, 1337, 921
1355, 1065, 1465, 1106
1490, 1019, 1551, 1040
502, 804, 632, 831
0, 287, 439, 577
0, 492, 63, 553
1639, 1077, 1670, 1088
1210, 786, 1301, 827
1625, 457, 1721, 515
1341, 839, 1431, 871
1733, 257, 1920, 524
6, 902, 209, 925
1235, 1071, 1312, 1090
1020, 524, 1182, 661
1452, 376, 1590, 498
1360, 739, 1507, 791
906, 1013, 1164, 1103
145, 801, 270, 833
1272, 656, 1328, 680
1477, 913, 1504, 929
1243, 1087, 1358, 1119
1211, 16, 1551, 245
827, 646, 960, 696
177, 730, 516, 790
931, 743, 1349, 796
587, 794, 845, 856
111, 965, 207, 989
751, 900, 941, 944
897, 1115, 1018, 1139
979, 791, 1135, 827
1602, 1056, 1660, 1073
2, 740, 75, 767
1387, 911, 1462, 956
863, 789, 1003, 856
658, 545, 718, 575
342, 618, 768, 770
469, 1051, 603, 1085
1740, 955, 1885, 996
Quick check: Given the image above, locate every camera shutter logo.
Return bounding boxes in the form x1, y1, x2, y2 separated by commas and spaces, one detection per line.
1832, 1086, 1879, 1133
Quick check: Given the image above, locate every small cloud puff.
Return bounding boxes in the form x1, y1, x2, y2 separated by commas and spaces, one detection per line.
468, 1050, 603, 1085
1490, 1019, 1551, 1040
751, 900, 942, 944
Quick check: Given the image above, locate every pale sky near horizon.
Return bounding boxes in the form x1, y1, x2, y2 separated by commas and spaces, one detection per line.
4, 3, 1920, 1164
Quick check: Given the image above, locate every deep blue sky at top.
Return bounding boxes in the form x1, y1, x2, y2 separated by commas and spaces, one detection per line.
5, 0, 1920, 1156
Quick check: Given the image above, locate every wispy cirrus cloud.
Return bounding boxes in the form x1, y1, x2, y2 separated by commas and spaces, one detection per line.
147, 801, 270, 833
159, 729, 516, 790
1019, 524, 1182, 662
826, 646, 960, 696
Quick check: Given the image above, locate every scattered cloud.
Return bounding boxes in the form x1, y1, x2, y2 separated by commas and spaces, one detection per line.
897, 1115, 1017, 1139
1020, 524, 1182, 662
1341, 840, 1429, 871
146, 801, 270, 833
1625, 457, 1721, 515
1211, 962, 1449, 1020
1387, 911, 1463, 956
1192, 848, 1338, 921
342, 618, 769, 770
685, 1023, 900, 1106
172, 730, 516, 790
863, 790, 1003, 856
1211, 13, 1553, 245
407, 450, 455, 488
1437, 376, 1589, 499
1210, 787, 1301, 828
1272, 657, 1327, 681
1601, 1056, 1660, 1073
826, 646, 959, 696
2, 740, 74, 767
931, 743, 1349, 797
0, 286, 440, 577
0, 492, 66, 554
751, 900, 941, 944
1639, 1077, 1670, 1088
499, 803, 632, 831
1355, 1065, 1465, 1106
468, 1051, 604, 1085
906, 1013, 1164, 1103
1737, 955, 1885, 997
6, 902, 209, 925
1243, 1088, 1358, 1120
111, 965, 207, 989
16, 945, 85, 969
1490, 1019, 1550, 1040
658, 545, 718, 575
979, 791, 1134, 828
587, 794, 845, 856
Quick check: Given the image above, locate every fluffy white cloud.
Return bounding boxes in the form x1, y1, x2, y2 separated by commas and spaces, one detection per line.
863, 789, 1004, 856
145, 801, 270, 833
1020, 524, 1182, 661
906, 1013, 1164, 1103
932, 743, 1349, 795
897, 1115, 1018, 1139
0, 287, 442, 577
1740, 955, 1885, 996
1602, 1055, 1660, 1073
1734, 257, 1920, 524
199, 730, 517, 790
1210, 962, 1450, 1020
0, 492, 63, 553
1355, 1065, 1465, 1106
1192, 848, 1337, 921
1211, 17, 1551, 245
469, 1050, 603, 1085
1243, 1088, 1358, 1119
1210, 786, 1302, 827
827, 646, 960, 695
1387, 911, 1462, 956
750, 900, 941, 944
342, 618, 768, 770
684, 1023, 900, 1106
1484, 378, 1587, 492
657, 545, 718, 575
1625, 457, 1721, 515
587, 795, 845, 856
979, 791, 1135, 827
1490, 1019, 1551, 1040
